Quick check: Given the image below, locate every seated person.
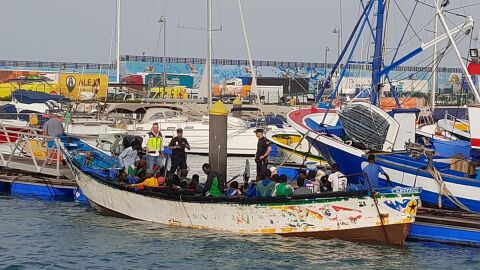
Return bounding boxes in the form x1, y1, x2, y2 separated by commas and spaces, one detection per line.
272, 174, 294, 197
179, 180, 189, 189
245, 180, 257, 197
128, 159, 147, 179
271, 174, 279, 183
256, 170, 276, 198
166, 173, 182, 190
296, 171, 307, 184
191, 174, 200, 184
294, 177, 312, 195
225, 181, 243, 197
118, 171, 130, 185
188, 181, 198, 193
191, 174, 203, 193
320, 175, 333, 192
201, 163, 225, 197
306, 170, 320, 193
156, 167, 166, 186
129, 169, 161, 189
328, 163, 347, 192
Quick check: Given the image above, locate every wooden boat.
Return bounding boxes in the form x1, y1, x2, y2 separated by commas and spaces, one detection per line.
60, 135, 421, 245
266, 130, 326, 165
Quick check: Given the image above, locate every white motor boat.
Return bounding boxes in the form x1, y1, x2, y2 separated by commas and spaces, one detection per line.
107, 104, 289, 156
129, 108, 286, 156
2, 90, 127, 148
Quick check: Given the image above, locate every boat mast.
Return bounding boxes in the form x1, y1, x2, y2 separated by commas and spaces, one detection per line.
207, 0, 213, 108
237, 0, 259, 105
434, 1, 480, 101
371, 0, 386, 106
431, 5, 439, 112
115, 0, 121, 83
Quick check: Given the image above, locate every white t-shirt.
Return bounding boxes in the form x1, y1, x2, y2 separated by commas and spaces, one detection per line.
328, 171, 347, 192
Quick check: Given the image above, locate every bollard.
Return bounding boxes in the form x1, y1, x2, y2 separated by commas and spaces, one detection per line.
232, 97, 242, 118
209, 101, 229, 179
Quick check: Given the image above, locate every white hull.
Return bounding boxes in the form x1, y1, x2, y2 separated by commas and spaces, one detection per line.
416, 123, 458, 141
129, 122, 286, 156
67, 155, 418, 244
437, 119, 470, 140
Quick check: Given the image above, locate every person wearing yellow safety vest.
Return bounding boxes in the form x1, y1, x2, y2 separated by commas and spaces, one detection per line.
142, 123, 164, 172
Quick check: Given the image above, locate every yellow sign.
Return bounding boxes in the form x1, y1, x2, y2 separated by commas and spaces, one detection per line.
59, 73, 108, 100
150, 86, 188, 99
0, 82, 60, 100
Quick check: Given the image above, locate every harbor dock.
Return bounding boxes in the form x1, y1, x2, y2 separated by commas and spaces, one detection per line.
0, 174, 78, 199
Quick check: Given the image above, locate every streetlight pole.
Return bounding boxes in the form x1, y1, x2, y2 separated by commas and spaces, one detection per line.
158, 16, 167, 95
332, 27, 340, 59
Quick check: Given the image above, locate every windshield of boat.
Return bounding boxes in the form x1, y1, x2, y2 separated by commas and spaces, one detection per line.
150, 110, 181, 120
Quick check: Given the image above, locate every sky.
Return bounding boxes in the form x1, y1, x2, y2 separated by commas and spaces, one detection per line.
1, 0, 480, 66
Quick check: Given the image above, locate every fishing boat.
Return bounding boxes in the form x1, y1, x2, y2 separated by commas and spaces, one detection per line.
59, 135, 420, 245
288, 1, 480, 212
266, 130, 325, 165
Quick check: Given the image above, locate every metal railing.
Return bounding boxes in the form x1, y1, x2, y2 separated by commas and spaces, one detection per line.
0, 123, 64, 177
0, 56, 464, 74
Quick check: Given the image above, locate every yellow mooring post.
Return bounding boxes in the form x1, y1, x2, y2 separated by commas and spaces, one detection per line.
232, 97, 242, 118
209, 100, 229, 178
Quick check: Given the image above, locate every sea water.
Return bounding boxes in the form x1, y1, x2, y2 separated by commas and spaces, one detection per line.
1, 156, 480, 270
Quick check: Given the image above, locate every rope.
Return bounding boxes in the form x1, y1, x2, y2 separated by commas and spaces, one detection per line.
426, 164, 473, 212
179, 194, 194, 226
286, 132, 323, 185
361, 173, 390, 244
420, 147, 475, 212
43, 178, 58, 197
274, 130, 311, 169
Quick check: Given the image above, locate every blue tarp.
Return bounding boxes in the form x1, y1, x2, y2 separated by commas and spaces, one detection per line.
11, 90, 69, 104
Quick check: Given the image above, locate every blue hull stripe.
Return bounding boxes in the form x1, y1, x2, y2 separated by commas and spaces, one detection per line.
11, 183, 74, 198
311, 139, 480, 211
409, 223, 480, 246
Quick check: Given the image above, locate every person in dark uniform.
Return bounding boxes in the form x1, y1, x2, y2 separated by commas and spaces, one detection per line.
254, 128, 272, 180
168, 128, 190, 174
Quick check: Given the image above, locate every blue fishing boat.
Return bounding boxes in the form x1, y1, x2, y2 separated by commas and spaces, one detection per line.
288, 0, 480, 212
409, 207, 480, 247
